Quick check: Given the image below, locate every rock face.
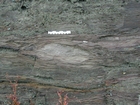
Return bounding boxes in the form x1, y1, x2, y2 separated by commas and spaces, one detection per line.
36, 43, 89, 63
0, 0, 140, 105
0, 0, 126, 36
0, 33, 140, 105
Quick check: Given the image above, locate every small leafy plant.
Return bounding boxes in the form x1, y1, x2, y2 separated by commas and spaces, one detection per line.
6, 74, 20, 105
6, 74, 69, 105
57, 91, 69, 105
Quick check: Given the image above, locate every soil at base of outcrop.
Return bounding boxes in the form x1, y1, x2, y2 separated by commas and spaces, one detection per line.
0, 0, 140, 105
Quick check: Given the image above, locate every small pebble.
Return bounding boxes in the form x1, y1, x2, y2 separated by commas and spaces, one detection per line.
83, 41, 88, 43
123, 72, 126, 75
7, 28, 11, 30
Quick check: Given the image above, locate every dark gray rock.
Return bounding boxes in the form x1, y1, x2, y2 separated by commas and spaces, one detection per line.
0, 0, 140, 105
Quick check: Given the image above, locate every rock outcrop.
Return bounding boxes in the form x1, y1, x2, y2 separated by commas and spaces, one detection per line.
0, 0, 140, 105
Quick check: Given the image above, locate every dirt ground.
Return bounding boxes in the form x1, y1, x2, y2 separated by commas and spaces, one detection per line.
0, 0, 140, 105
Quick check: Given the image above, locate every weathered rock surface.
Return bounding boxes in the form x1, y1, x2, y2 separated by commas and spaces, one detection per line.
0, 0, 140, 105
0, 0, 126, 36
0, 33, 139, 105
